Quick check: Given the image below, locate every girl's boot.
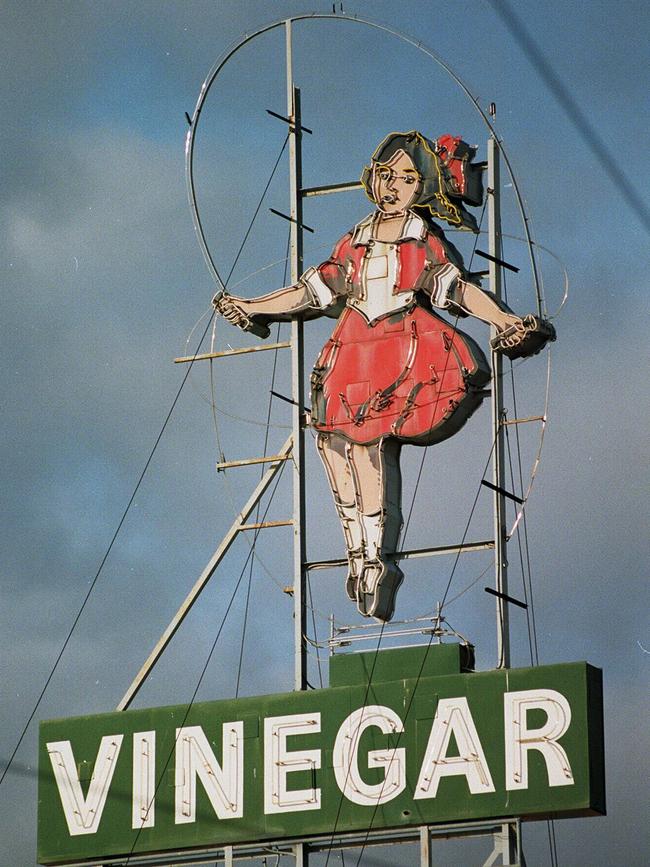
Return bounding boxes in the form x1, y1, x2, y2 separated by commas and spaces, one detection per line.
335, 501, 365, 601
357, 509, 403, 621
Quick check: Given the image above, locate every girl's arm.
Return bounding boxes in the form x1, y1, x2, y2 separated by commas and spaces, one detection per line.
453, 279, 520, 331
428, 263, 556, 359
214, 252, 347, 335
453, 279, 556, 359
215, 282, 315, 326
214, 231, 352, 335
427, 262, 518, 331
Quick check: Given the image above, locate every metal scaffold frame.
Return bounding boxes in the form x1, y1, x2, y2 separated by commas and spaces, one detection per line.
69, 820, 526, 866
116, 16, 527, 867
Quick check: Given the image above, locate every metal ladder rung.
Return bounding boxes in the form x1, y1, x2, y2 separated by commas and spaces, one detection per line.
216, 452, 292, 471
239, 520, 293, 531
305, 540, 494, 571
301, 180, 363, 197
502, 414, 545, 426
174, 341, 291, 363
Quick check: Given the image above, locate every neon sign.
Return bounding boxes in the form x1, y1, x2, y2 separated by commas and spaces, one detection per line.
38, 648, 603, 864
215, 131, 555, 621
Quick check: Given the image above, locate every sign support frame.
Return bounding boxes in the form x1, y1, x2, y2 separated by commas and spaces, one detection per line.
488, 135, 511, 673
286, 19, 310, 867
113, 145, 524, 867
488, 133, 520, 867
105, 21, 538, 867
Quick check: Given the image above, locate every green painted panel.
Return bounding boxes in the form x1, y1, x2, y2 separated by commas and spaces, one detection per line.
38, 647, 605, 865
329, 643, 475, 686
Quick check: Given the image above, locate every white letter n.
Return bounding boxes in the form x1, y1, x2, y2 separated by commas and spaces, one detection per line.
175, 723, 243, 823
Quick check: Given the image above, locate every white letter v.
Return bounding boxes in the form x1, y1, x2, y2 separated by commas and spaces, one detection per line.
47, 736, 123, 836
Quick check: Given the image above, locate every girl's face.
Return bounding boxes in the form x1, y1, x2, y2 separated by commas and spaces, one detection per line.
372, 149, 422, 215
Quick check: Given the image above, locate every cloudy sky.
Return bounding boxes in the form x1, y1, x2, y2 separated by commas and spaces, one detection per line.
1, 1, 648, 864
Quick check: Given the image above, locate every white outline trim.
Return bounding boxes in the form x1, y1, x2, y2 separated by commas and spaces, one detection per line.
303, 266, 336, 309
351, 211, 427, 247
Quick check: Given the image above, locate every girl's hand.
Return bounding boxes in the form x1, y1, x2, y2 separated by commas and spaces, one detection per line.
497, 313, 524, 333
491, 314, 556, 360
212, 291, 270, 338
213, 290, 248, 321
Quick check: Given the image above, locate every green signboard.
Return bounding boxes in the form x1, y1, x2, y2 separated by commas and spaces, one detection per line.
38, 645, 604, 865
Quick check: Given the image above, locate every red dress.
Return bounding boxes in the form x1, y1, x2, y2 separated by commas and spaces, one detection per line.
304, 212, 490, 446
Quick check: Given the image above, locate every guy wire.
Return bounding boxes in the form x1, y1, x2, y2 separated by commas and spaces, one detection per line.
502, 259, 558, 866
0, 307, 216, 790
1, 134, 291, 789
323, 623, 387, 867
489, 0, 650, 236
325, 194, 517, 862
306, 572, 325, 689
401, 197, 487, 546
506, 377, 560, 867
504, 420, 536, 663
235, 227, 291, 698
323, 431, 497, 866
124, 458, 288, 863
439, 432, 499, 613
348, 621, 453, 864
351, 423, 499, 865
501, 266, 541, 663
233, 316, 283, 696
504, 409, 558, 867
207, 137, 308, 603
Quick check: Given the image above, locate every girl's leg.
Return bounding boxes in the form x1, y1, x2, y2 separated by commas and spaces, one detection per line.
316, 433, 365, 600
317, 433, 405, 620
349, 439, 404, 621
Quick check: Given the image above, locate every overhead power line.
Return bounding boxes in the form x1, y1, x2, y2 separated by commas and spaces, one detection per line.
489, 0, 650, 234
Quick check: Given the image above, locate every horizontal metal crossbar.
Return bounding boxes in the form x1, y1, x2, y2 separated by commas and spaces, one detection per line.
305, 539, 494, 571
485, 586, 528, 610
76, 819, 520, 865
475, 248, 520, 273
270, 388, 305, 410
269, 207, 314, 233
239, 519, 293, 531
266, 107, 313, 134
302, 180, 364, 196
502, 414, 545, 426
216, 453, 293, 471
117, 435, 293, 711
481, 479, 524, 505
330, 626, 441, 647
174, 341, 291, 363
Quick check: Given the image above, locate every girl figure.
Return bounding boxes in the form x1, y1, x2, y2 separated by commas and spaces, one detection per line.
215, 131, 553, 622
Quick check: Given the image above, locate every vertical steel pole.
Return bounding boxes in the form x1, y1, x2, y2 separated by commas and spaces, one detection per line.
286, 19, 309, 867
286, 19, 307, 695
419, 826, 433, 867
487, 136, 510, 671
488, 136, 518, 867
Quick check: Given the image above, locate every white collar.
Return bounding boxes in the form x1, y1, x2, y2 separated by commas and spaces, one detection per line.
351, 210, 427, 246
